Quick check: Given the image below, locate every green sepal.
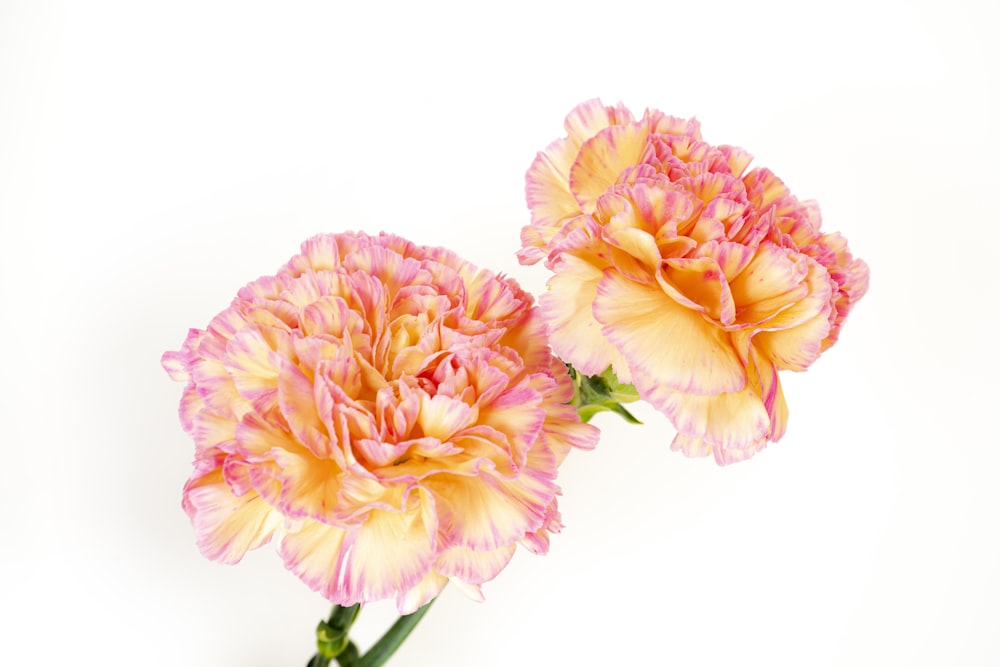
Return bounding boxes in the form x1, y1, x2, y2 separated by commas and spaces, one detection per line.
577, 400, 642, 424
567, 364, 643, 424
595, 366, 640, 404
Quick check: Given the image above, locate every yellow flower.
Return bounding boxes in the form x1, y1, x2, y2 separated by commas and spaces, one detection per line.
521, 100, 868, 464
163, 232, 598, 611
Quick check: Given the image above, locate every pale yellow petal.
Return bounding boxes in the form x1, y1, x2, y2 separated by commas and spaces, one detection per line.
540, 255, 628, 377
183, 467, 281, 564
396, 571, 448, 614
569, 123, 652, 214
594, 272, 746, 402
660, 386, 769, 454
279, 492, 436, 606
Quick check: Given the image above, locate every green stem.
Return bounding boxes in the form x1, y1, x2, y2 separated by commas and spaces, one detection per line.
335, 641, 360, 666
307, 599, 436, 667
308, 604, 362, 667
306, 640, 360, 667
355, 598, 436, 667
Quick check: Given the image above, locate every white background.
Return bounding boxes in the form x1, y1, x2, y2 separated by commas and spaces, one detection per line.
2, 0, 998, 664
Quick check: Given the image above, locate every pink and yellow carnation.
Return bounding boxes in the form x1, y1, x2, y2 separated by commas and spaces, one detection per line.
163, 232, 598, 612
520, 99, 868, 465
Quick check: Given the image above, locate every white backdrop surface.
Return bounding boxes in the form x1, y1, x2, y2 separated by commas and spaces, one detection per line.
2, 1, 998, 665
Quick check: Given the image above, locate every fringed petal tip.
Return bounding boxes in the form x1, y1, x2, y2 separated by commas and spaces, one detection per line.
670, 432, 768, 466
161, 349, 191, 382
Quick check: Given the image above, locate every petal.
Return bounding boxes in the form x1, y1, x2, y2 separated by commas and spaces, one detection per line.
594, 272, 746, 401
564, 98, 634, 142
729, 242, 811, 327
462, 267, 529, 325
596, 188, 668, 281
519, 502, 561, 555
477, 376, 546, 468
815, 233, 871, 351
523, 360, 602, 462
522, 150, 581, 263
667, 348, 785, 464
545, 213, 610, 269
182, 466, 280, 564
278, 521, 352, 605
753, 306, 831, 372
696, 240, 756, 281
643, 109, 702, 138
191, 355, 248, 420
418, 393, 478, 442
718, 144, 754, 177
659, 385, 770, 456
280, 491, 436, 606
523, 100, 633, 245
223, 326, 281, 406
714, 438, 768, 465
396, 571, 449, 614
540, 255, 628, 377
270, 448, 343, 521
661, 256, 737, 325
743, 167, 790, 211
434, 543, 516, 585
177, 385, 204, 435
234, 412, 343, 521
569, 123, 652, 214
162, 346, 193, 382
295, 234, 348, 273
522, 99, 632, 262
191, 409, 237, 452
669, 433, 715, 459
615, 182, 699, 243
448, 578, 486, 604
496, 307, 553, 376
753, 350, 788, 441
299, 294, 365, 342
425, 470, 554, 551
750, 255, 834, 371
278, 359, 331, 458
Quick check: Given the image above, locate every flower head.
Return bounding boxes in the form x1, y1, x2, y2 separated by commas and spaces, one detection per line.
520, 99, 868, 464
163, 232, 598, 612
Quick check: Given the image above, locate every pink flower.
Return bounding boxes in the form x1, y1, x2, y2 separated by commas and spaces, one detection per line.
163, 232, 598, 612
520, 99, 868, 465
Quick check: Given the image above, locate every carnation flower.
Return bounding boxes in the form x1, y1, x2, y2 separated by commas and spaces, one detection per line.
163, 232, 598, 612
520, 99, 868, 465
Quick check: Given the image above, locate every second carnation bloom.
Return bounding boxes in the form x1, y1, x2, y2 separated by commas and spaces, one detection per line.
520, 99, 869, 465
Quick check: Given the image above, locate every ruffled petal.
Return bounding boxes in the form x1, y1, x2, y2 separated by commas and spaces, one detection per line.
522, 98, 634, 261
661, 256, 737, 325
418, 393, 479, 442
396, 571, 449, 614
182, 465, 281, 564
280, 493, 436, 607
660, 385, 770, 457
540, 255, 627, 377
729, 242, 811, 327
434, 543, 516, 585
425, 469, 554, 552
569, 123, 653, 214
594, 272, 746, 401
